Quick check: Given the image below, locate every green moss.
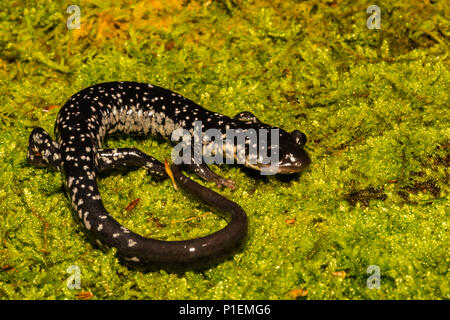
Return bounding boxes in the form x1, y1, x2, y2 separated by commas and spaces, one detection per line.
0, 0, 448, 299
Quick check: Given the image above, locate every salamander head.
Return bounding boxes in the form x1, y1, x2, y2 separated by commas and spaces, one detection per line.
241, 128, 311, 175
275, 129, 311, 174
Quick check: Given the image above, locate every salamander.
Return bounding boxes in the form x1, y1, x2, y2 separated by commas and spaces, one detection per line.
27, 81, 311, 271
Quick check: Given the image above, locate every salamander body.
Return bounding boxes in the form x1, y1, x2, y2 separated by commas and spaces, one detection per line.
27, 81, 310, 271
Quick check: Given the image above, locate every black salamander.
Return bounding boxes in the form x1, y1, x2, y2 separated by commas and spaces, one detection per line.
27, 81, 311, 271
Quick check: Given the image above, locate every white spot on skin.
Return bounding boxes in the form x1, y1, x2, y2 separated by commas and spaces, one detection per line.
128, 239, 137, 247
84, 217, 91, 230
68, 177, 75, 187
124, 256, 140, 262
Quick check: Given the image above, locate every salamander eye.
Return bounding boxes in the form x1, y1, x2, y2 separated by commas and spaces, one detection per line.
291, 130, 307, 146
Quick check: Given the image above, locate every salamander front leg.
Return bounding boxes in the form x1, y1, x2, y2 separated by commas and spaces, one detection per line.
172, 139, 235, 189
185, 161, 236, 190
96, 148, 167, 179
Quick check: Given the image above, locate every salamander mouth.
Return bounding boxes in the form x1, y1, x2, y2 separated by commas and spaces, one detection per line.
244, 160, 310, 175
243, 149, 311, 174
276, 165, 307, 174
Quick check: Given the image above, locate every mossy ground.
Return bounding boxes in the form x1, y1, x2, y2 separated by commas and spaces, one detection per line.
0, 0, 448, 299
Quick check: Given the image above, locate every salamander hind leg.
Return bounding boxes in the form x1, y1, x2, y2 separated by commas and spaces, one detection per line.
96, 148, 167, 179
27, 127, 61, 170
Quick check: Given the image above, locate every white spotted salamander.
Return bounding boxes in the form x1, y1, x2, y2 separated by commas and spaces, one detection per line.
27, 81, 310, 271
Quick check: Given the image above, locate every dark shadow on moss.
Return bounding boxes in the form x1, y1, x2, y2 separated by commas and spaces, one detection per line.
346, 187, 387, 207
